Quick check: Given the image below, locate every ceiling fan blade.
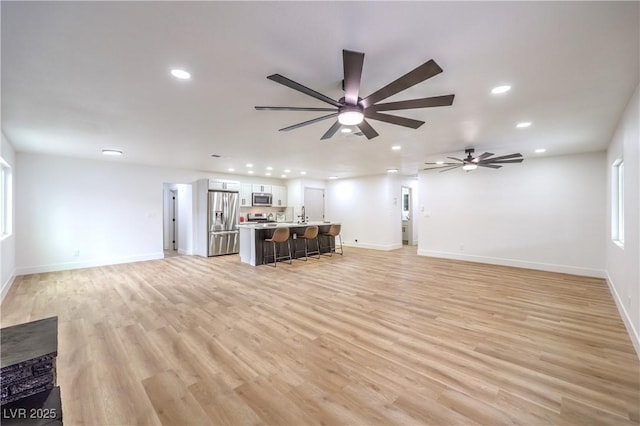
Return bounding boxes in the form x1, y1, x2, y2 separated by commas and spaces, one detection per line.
267, 74, 342, 108
255, 106, 338, 112
482, 153, 522, 162
367, 94, 455, 112
438, 165, 462, 173
482, 159, 524, 164
475, 152, 494, 161
424, 164, 458, 170
478, 164, 502, 169
360, 59, 443, 108
279, 112, 339, 132
424, 162, 458, 165
364, 110, 424, 129
357, 119, 379, 139
321, 121, 342, 140
343, 50, 365, 105
446, 157, 464, 162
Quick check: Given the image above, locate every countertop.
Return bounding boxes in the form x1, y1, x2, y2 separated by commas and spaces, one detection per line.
238, 221, 339, 229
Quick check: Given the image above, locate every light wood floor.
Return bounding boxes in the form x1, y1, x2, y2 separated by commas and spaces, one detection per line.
2, 247, 638, 425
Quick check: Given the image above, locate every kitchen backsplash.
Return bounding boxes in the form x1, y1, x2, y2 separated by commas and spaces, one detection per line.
240, 206, 294, 221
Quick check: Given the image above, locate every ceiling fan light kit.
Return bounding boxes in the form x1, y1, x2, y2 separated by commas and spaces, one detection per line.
338, 106, 364, 125
256, 49, 455, 140
462, 163, 478, 171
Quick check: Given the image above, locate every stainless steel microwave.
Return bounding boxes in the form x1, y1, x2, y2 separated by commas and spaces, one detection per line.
252, 192, 272, 207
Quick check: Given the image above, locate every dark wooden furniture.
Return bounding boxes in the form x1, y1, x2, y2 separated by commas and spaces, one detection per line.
1, 317, 62, 424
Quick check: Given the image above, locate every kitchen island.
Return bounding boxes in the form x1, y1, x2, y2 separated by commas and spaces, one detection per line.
238, 222, 339, 265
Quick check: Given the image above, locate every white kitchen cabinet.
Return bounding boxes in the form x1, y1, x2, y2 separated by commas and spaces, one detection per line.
272, 185, 288, 207
251, 184, 272, 193
239, 184, 252, 207
209, 179, 240, 191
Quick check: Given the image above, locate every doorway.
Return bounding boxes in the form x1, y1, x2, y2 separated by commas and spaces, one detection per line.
170, 189, 177, 251
304, 187, 325, 222
163, 183, 179, 257
401, 186, 412, 245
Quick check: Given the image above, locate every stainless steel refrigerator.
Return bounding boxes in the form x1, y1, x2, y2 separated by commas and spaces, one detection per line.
208, 190, 239, 256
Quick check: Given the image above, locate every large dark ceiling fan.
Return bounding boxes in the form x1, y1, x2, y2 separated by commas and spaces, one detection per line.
255, 49, 455, 140
424, 148, 524, 172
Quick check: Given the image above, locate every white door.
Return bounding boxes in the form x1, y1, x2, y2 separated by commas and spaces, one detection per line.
304, 187, 324, 222
170, 189, 178, 250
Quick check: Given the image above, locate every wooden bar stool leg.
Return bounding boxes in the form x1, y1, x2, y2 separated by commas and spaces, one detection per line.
272, 241, 277, 267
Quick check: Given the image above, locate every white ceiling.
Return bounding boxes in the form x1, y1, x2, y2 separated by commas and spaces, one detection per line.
2, 1, 638, 179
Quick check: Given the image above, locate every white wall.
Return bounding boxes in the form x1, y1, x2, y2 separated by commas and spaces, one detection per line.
1, 132, 16, 301
606, 85, 639, 357
15, 153, 289, 274
176, 183, 194, 255
326, 174, 404, 250
418, 151, 607, 277
16, 154, 166, 273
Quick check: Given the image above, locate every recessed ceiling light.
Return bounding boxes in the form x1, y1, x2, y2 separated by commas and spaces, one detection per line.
516, 122, 532, 128
281, 174, 287, 178
228, 168, 235, 172
300, 171, 307, 175
265, 172, 271, 176
341, 128, 352, 134
391, 145, 401, 151
246, 163, 253, 168
328, 176, 338, 180
248, 170, 254, 174
170, 69, 191, 80
436, 161, 444, 165
386, 168, 399, 173
284, 169, 291, 173
266, 166, 273, 170
102, 149, 123, 156
535, 148, 546, 153
491, 85, 511, 94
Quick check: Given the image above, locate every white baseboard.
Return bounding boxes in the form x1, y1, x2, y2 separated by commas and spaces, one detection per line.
605, 272, 640, 359
177, 248, 193, 255
417, 249, 606, 278
343, 241, 403, 251
15, 252, 165, 276
1, 269, 16, 303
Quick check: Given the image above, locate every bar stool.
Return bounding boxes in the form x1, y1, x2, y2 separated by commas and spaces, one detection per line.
320, 224, 343, 256
299, 225, 320, 260
263, 227, 292, 267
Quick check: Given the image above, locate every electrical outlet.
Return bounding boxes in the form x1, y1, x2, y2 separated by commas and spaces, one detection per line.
459, 244, 464, 251
628, 296, 632, 308
74, 249, 80, 257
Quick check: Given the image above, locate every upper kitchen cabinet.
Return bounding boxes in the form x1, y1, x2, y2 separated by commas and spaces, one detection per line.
251, 184, 272, 194
272, 185, 288, 207
209, 179, 240, 191
239, 184, 252, 207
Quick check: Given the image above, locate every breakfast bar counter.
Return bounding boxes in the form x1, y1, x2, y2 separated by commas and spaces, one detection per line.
238, 222, 339, 265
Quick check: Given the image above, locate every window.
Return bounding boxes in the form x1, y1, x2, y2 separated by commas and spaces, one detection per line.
0, 157, 12, 238
611, 159, 624, 247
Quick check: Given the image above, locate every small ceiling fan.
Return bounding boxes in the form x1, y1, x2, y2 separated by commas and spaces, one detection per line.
424, 148, 524, 172
255, 49, 455, 140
